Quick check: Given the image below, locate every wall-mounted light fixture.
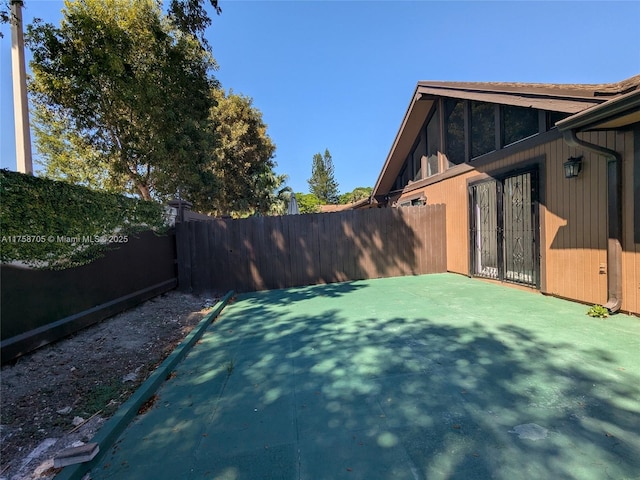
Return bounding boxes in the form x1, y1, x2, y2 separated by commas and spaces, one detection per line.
563, 156, 583, 178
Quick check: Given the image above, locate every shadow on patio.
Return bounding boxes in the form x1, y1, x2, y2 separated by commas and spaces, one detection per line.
91, 275, 640, 480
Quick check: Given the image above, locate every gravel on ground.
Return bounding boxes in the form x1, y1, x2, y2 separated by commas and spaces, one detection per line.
1, 290, 219, 480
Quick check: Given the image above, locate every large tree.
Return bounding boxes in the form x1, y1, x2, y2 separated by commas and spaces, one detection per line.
32, 102, 127, 193
1, 0, 221, 36
185, 88, 281, 216
27, 0, 218, 201
167, 0, 221, 48
33, 80, 287, 216
307, 148, 339, 204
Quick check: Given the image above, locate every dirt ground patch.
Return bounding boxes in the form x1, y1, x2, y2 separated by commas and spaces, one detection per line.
1, 290, 219, 480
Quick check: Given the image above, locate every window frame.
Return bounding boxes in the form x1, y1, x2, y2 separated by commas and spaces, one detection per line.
443, 98, 467, 167
398, 193, 426, 207
470, 100, 498, 159
393, 97, 570, 191
501, 104, 540, 148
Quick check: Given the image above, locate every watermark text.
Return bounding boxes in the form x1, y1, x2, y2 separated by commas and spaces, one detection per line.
1, 234, 129, 244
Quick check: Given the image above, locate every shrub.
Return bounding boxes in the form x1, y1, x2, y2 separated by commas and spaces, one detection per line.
587, 304, 609, 318
0, 169, 168, 269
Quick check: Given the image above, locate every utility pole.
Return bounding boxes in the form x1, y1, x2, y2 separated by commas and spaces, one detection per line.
11, 0, 33, 174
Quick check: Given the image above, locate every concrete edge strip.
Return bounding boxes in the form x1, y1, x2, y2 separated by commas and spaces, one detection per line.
54, 290, 235, 480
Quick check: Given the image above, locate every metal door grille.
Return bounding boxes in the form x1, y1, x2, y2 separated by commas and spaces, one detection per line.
469, 170, 538, 287
503, 172, 536, 285
470, 180, 499, 280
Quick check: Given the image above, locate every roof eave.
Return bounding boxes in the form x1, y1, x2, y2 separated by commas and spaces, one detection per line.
372, 85, 599, 199
416, 76, 640, 98
416, 85, 603, 113
556, 89, 640, 132
372, 86, 424, 198
373, 75, 640, 199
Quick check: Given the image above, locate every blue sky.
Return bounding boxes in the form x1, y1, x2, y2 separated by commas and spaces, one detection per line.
1, 1, 639, 195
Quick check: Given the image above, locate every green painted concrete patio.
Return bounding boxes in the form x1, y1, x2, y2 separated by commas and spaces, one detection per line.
91, 274, 640, 480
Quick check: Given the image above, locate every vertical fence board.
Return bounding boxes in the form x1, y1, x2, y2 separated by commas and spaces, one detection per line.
341, 211, 351, 280
355, 210, 366, 280
439, 204, 448, 271
285, 215, 298, 288
253, 217, 265, 291
410, 209, 421, 275
256, 216, 270, 290
188, 222, 199, 289
305, 214, 316, 285
376, 208, 388, 275
397, 209, 406, 275
305, 215, 316, 285
308, 214, 320, 285
422, 207, 432, 274
356, 210, 370, 278
176, 222, 192, 291
239, 219, 252, 291
191, 222, 209, 293
339, 211, 352, 280
229, 218, 242, 291
376, 207, 387, 279
317, 213, 329, 283
218, 219, 232, 292
207, 221, 217, 292
332, 211, 341, 282
274, 215, 284, 288
387, 209, 401, 277
418, 207, 428, 273
300, 215, 310, 285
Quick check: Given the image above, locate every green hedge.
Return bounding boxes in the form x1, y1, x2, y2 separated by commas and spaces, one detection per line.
0, 169, 168, 269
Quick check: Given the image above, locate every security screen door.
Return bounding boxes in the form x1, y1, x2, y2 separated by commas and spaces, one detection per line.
469, 170, 539, 287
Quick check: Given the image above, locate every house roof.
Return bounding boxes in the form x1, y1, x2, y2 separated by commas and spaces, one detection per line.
319, 197, 371, 213
373, 75, 640, 199
417, 76, 640, 99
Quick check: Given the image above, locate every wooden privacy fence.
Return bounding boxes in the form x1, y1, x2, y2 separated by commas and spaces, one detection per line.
176, 204, 446, 294
1, 231, 177, 363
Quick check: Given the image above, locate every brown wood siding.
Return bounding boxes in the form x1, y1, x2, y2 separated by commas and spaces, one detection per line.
176, 206, 447, 294
507, 134, 610, 306
394, 130, 639, 314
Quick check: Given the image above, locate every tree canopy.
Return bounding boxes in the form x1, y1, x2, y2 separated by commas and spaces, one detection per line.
32, 102, 127, 193
295, 192, 321, 214
339, 186, 372, 204
167, 0, 221, 49
20, 0, 288, 217
198, 88, 281, 216
307, 149, 339, 204
27, 0, 218, 202
1, 0, 221, 37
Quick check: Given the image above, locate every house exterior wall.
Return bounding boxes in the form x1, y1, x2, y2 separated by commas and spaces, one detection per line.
620, 129, 639, 315
410, 171, 474, 276
394, 129, 639, 314
542, 133, 608, 307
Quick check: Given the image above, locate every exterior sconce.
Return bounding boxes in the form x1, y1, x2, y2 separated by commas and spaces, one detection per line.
563, 156, 583, 178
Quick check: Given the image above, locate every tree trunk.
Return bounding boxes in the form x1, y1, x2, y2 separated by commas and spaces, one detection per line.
136, 183, 151, 201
